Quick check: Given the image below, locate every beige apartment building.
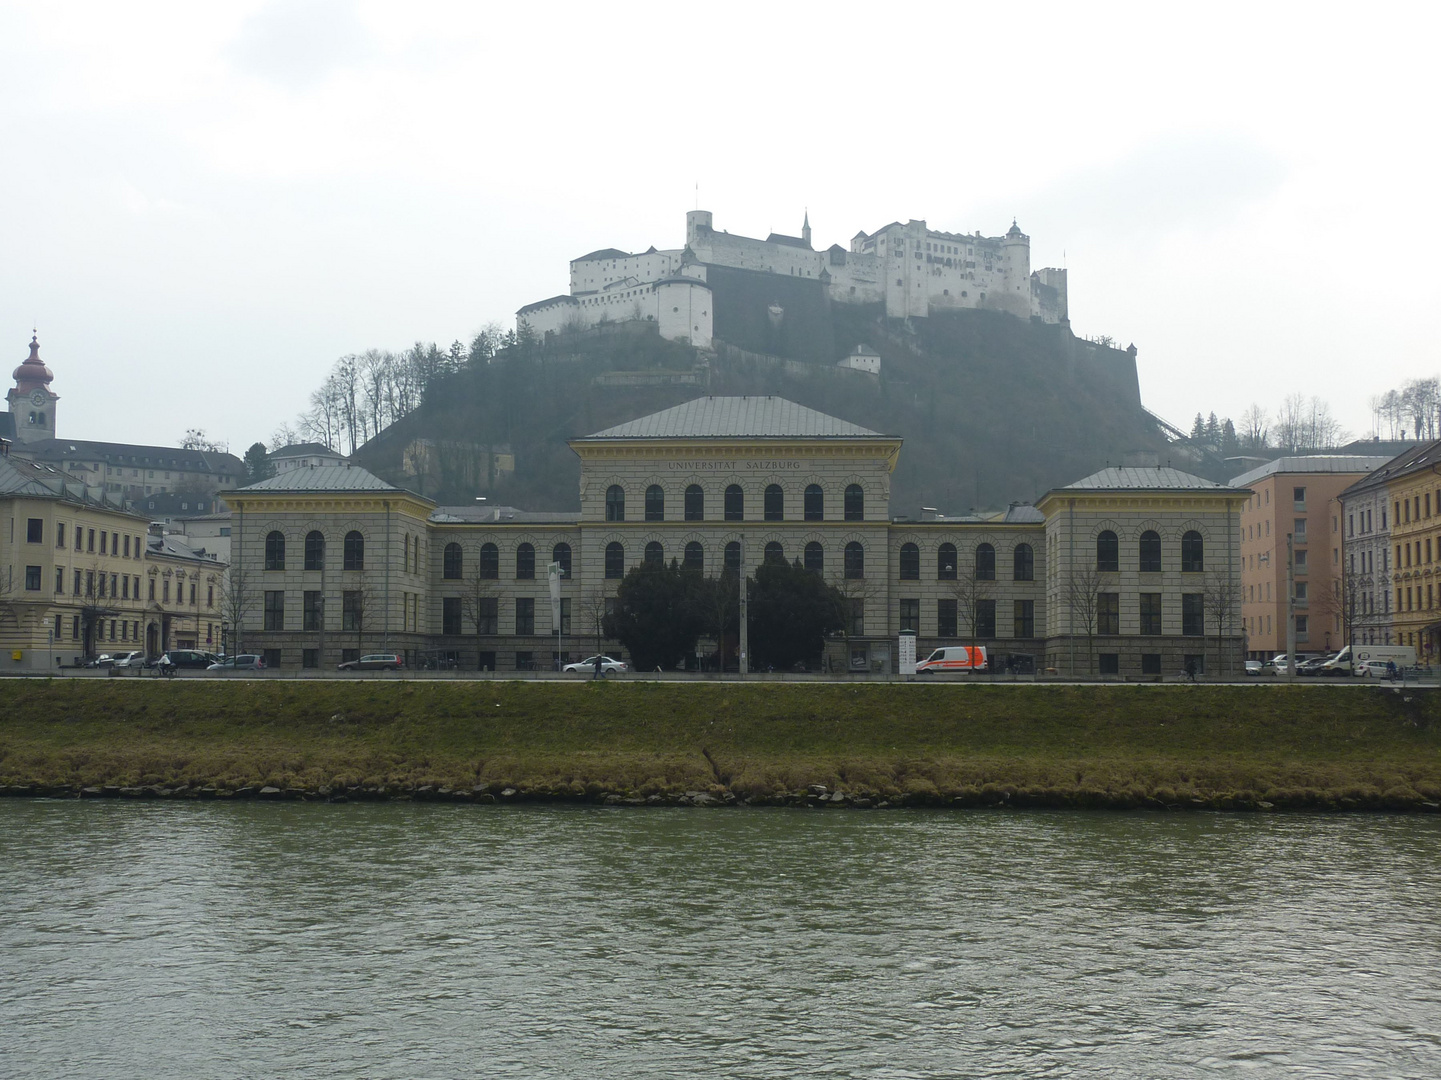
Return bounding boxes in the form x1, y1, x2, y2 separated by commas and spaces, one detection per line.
1230, 456, 1390, 660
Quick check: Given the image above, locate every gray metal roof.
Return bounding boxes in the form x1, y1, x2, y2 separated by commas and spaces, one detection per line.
1339, 439, 1441, 498
431, 505, 577, 525
270, 442, 342, 459
581, 397, 887, 440
1064, 467, 1230, 491
1229, 455, 1393, 487
238, 465, 404, 493
0, 455, 61, 497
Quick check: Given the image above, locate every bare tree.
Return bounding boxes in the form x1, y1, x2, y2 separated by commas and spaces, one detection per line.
1238, 404, 1269, 449
269, 421, 301, 452
1202, 569, 1242, 676
341, 579, 382, 657
180, 428, 228, 453
458, 569, 498, 670
1065, 564, 1104, 676
575, 586, 614, 659
949, 568, 997, 672
827, 570, 882, 672
219, 569, 255, 657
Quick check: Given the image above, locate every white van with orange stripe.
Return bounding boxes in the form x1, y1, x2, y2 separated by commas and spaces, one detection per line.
915, 646, 987, 674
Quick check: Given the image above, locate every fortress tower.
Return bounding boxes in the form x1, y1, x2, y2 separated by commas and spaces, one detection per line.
7, 334, 58, 445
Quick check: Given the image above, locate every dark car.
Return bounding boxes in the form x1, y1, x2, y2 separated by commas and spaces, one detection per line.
163, 650, 219, 669
1296, 655, 1333, 676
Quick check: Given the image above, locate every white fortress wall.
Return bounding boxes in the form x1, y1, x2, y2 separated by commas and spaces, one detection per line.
570, 249, 683, 293
656, 279, 713, 348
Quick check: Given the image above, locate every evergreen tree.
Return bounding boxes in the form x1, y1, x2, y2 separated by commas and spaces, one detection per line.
1204, 412, 1221, 444
602, 559, 711, 671
748, 558, 846, 671
1191, 413, 1206, 440
242, 442, 274, 485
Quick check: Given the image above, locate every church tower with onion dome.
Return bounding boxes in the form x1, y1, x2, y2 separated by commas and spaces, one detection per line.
7, 333, 59, 445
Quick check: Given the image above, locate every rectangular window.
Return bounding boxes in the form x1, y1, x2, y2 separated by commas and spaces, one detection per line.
1182, 593, 1204, 636
1141, 653, 1162, 675
1295, 549, 1308, 571
442, 596, 462, 636
1098, 653, 1120, 675
1140, 593, 1162, 636
1014, 599, 1034, 639
1184, 654, 1206, 675
162, 579, 170, 603
111, 573, 118, 598
86, 570, 94, 597
937, 598, 957, 637
87, 529, 95, 552
24, 565, 41, 591
515, 650, 534, 671
1295, 581, 1308, 602
263, 590, 285, 631
899, 598, 920, 633
478, 596, 498, 635
1098, 592, 1120, 635
849, 599, 864, 637
99, 531, 107, 554
26, 518, 42, 543
302, 649, 319, 669
516, 597, 535, 636
342, 590, 362, 631
477, 651, 497, 672
71, 615, 80, 640
1293, 487, 1306, 510
558, 597, 571, 636
123, 534, 130, 557
1293, 518, 1306, 541
54, 567, 63, 593
262, 649, 282, 670
1296, 614, 1309, 638
974, 599, 996, 638
73, 569, 81, 596
207, 586, 214, 607
303, 591, 323, 631
56, 522, 65, 548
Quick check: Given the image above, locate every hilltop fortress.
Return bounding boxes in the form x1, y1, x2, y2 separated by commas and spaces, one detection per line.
518, 210, 1070, 350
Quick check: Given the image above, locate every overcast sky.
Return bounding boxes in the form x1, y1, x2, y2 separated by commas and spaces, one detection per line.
3, 1, 1437, 454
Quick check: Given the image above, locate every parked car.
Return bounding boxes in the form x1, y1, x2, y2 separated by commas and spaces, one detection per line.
562, 656, 627, 675
206, 654, 266, 671
337, 653, 404, 671
1244, 660, 1265, 676
85, 654, 117, 668
111, 651, 147, 669
163, 650, 218, 669
1296, 656, 1333, 676
1355, 659, 1394, 678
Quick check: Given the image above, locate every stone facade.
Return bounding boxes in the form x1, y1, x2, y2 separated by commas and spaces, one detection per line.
227, 399, 1245, 678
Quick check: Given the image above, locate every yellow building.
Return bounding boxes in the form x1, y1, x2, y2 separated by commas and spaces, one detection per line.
1383, 440, 1441, 659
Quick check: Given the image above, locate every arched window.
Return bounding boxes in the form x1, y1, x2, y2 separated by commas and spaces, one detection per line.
724, 484, 744, 521
845, 484, 864, 522
604, 541, 624, 579
804, 484, 824, 521
900, 542, 920, 580
644, 540, 664, 566
516, 543, 535, 579
803, 541, 824, 573
683, 541, 704, 572
976, 543, 995, 581
645, 484, 665, 522
1013, 543, 1034, 581
344, 530, 364, 571
264, 530, 285, 571
480, 542, 499, 579
764, 484, 784, 522
684, 485, 704, 522
845, 541, 864, 579
1182, 530, 1204, 572
938, 543, 958, 580
764, 541, 785, 563
1097, 530, 1119, 572
442, 542, 462, 579
724, 540, 741, 574
605, 485, 625, 522
552, 543, 571, 578
304, 530, 325, 571
1139, 530, 1162, 573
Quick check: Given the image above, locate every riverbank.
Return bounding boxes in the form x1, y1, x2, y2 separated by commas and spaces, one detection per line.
2, 681, 1438, 810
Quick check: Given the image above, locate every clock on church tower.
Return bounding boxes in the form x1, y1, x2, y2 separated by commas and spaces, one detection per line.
7, 333, 59, 445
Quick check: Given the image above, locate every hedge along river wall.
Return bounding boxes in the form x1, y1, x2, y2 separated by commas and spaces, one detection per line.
1, 681, 1439, 811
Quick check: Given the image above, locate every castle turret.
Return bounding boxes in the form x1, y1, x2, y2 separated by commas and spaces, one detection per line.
801, 210, 811, 248
1000, 220, 1032, 317
7, 333, 59, 445
686, 209, 713, 248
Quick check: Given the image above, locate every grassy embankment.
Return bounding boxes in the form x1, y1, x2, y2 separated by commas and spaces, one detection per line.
2, 680, 1439, 810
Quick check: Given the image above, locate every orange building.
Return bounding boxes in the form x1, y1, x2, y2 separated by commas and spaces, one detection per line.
1231, 456, 1391, 660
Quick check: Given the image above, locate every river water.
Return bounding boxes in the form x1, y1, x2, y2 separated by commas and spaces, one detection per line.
2, 802, 1438, 1079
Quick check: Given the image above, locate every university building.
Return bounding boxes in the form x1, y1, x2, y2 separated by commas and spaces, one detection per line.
227, 398, 1247, 675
